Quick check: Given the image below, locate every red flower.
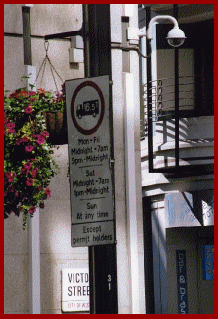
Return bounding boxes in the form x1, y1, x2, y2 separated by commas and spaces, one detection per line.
6, 122, 15, 133
28, 206, 36, 214
27, 91, 36, 96
26, 178, 34, 186
45, 188, 51, 198
19, 90, 27, 98
22, 162, 32, 174
9, 91, 18, 99
37, 88, 45, 98
36, 136, 45, 145
37, 88, 45, 93
24, 161, 32, 169
21, 168, 30, 175
5, 171, 12, 179
16, 138, 23, 145
29, 97, 37, 102
22, 136, 29, 143
25, 105, 33, 114
31, 168, 38, 178
41, 131, 49, 138
25, 145, 34, 152
5, 171, 16, 182
56, 91, 62, 99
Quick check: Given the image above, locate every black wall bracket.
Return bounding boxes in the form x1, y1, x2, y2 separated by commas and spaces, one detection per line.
44, 25, 84, 41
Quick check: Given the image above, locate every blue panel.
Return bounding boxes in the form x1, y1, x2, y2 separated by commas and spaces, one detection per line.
202, 245, 214, 280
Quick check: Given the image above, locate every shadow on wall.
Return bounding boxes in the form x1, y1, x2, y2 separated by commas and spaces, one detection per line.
40, 145, 89, 314
143, 196, 167, 314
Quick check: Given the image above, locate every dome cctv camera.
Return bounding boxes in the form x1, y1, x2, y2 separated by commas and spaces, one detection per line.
166, 27, 186, 47
146, 15, 186, 48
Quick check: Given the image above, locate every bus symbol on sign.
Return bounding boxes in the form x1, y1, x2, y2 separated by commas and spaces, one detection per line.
76, 100, 99, 119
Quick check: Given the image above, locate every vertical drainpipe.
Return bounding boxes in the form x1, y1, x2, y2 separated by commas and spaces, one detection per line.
22, 4, 40, 314
123, 4, 141, 313
150, 11, 157, 166
147, 8, 157, 172
124, 73, 141, 314
174, 4, 180, 169
146, 7, 153, 172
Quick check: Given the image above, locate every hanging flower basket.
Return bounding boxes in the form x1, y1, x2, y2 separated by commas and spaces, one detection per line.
38, 87, 68, 145
4, 87, 62, 229
34, 41, 68, 145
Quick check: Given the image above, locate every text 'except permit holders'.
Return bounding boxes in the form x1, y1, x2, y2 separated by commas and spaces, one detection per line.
71, 220, 115, 247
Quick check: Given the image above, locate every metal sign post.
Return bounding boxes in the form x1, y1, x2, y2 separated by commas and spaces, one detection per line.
47, 4, 118, 313
65, 76, 115, 248
83, 5, 118, 313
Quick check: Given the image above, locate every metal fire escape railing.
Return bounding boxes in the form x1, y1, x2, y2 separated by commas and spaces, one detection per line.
143, 75, 196, 123
141, 74, 214, 175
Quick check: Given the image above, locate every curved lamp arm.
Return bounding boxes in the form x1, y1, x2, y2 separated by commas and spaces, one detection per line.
147, 15, 179, 40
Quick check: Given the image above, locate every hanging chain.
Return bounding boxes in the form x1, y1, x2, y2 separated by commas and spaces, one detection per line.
35, 40, 64, 92
44, 40, 49, 56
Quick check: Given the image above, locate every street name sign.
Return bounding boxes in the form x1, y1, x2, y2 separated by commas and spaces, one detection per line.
62, 268, 89, 312
65, 76, 115, 247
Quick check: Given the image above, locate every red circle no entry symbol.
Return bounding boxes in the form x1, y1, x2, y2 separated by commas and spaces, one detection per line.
71, 81, 105, 135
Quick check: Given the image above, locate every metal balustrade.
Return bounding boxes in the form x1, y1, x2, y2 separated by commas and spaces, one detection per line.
141, 75, 214, 175
141, 75, 196, 133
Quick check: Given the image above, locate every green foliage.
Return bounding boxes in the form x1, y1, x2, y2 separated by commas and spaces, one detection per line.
4, 87, 64, 229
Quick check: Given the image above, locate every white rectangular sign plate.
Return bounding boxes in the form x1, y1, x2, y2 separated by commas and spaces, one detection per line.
65, 76, 115, 247
62, 268, 89, 312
